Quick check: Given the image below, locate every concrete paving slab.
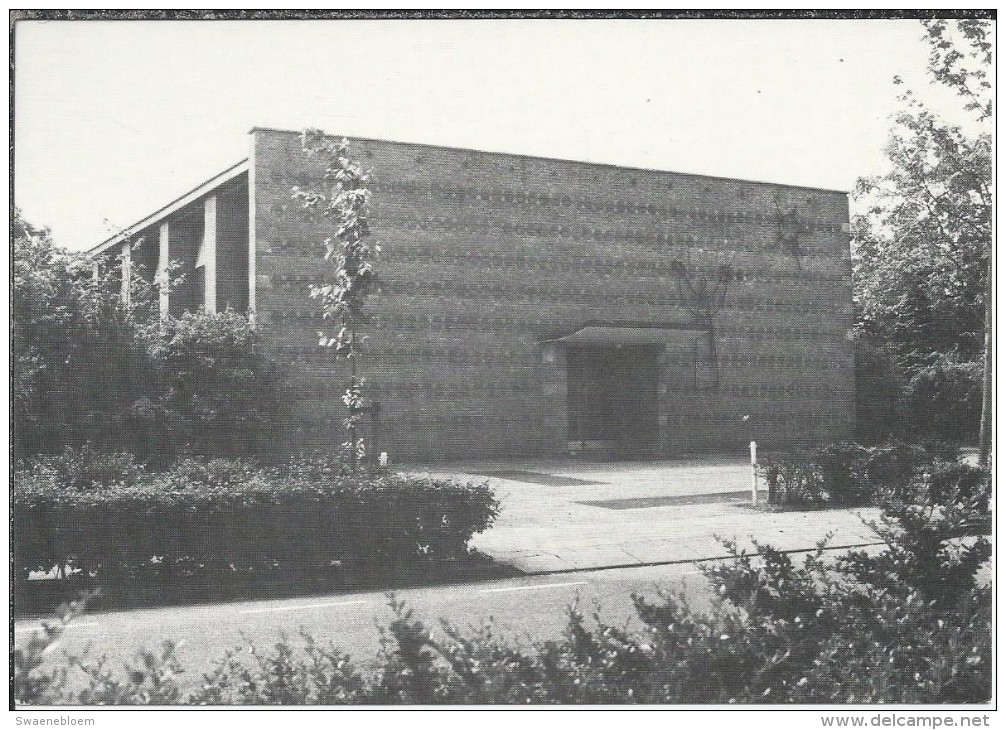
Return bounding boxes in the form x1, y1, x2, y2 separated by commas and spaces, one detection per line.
404, 456, 886, 574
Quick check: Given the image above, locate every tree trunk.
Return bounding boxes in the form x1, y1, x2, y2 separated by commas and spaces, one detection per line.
978, 255, 992, 466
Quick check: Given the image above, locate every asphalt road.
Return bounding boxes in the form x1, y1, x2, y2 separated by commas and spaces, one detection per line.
15, 560, 723, 694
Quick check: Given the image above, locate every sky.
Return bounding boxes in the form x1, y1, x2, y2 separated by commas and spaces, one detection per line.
13, 18, 990, 251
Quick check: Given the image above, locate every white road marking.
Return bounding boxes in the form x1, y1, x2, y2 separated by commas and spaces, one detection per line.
480, 581, 588, 594
65, 622, 100, 629
238, 599, 367, 615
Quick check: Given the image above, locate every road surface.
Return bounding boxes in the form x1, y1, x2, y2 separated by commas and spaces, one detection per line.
16, 560, 726, 694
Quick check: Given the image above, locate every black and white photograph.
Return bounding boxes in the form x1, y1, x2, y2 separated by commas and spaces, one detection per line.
10, 10, 994, 719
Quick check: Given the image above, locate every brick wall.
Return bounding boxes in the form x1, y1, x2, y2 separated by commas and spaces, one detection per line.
251, 128, 855, 461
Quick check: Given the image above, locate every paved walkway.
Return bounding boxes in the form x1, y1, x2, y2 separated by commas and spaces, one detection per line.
403, 457, 883, 573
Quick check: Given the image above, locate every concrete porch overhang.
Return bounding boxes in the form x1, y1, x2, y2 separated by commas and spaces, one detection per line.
539, 321, 706, 347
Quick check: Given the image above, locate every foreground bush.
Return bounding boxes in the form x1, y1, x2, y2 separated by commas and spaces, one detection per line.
15, 465, 990, 706
13, 458, 499, 586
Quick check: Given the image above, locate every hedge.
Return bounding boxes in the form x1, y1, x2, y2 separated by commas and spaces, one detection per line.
15, 453, 991, 705
13, 460, 499, 584
758, 440, 976, 508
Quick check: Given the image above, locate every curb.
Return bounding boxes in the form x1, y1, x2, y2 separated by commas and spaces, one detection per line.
498, 540, 889, 578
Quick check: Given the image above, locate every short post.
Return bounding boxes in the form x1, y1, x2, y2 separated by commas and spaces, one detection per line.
750, 440, 758, 506
370, 401, 381, 467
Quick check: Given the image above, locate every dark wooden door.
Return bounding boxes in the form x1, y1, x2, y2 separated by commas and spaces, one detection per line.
567, 346, 659, 453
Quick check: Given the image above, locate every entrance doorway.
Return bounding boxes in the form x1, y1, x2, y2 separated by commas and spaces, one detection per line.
566, 345, 660, 456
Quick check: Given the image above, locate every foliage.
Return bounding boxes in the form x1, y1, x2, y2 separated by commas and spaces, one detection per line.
900, 354, 983, 441
13, 592, 99, 704
851, 20, 992, 444
139, 310, 288, 464
13, 458, 500, 585
194, 631, 367, 705
758, 453, 826, 507
22, 445, 144, 491
922, 18, 993, 122
18, 501, 991, 705
813, 442, 871, 506
293, 131, 380, 467
12, 208, 286, 464
15, 462, 990, 705
841, 462, 991, 610
759, 440, 957, 507
14, 590, 188, 706
857, 439, 954, 497
12, 209, 159, 459
853, 114, 990, 365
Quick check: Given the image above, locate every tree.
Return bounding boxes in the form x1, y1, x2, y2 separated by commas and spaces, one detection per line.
293, 132, 380, 470
852, 19, 992, 449
12, 209, 286, 464
919, 18, 993, 462
12, 209, 159, 459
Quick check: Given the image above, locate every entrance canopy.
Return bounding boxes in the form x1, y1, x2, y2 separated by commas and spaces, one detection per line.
541, 322, 705, 347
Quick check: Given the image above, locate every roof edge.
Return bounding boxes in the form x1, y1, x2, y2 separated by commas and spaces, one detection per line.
248, 126, 849, 196
89, 158, 250, 256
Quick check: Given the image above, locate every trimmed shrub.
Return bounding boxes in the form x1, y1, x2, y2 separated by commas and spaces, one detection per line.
758, 453, 825, 506
858, 439, 934, 497
162, 456, 263, 488
15, 455, 991, 706
13, 456, 990, 706
12, 462, 499, 586
21, 446, 143, 491
760, 440, 961, 508
814, 442, 871, 506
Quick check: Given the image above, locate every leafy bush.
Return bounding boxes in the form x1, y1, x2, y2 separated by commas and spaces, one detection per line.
271, 452, 367, 480
853, 334, 982, 446
840, 462, 992, 610
814, 442, 871, 506
901, 355, 983, 442
14, 592, 186, 706
140, 311, 287, 464
758, 453, 825, 506
13, 210, 287, 464
17, 542, 990, 705
13, 211, 159, 460
13, 461, 500, 586
15, 470, 991, 706
13, 461, 990, 706
162, 456, 263, 488
760, 440, 959, 508
924, 461, 990, 519
22, 446, 143, 491
857, 440, 935, 498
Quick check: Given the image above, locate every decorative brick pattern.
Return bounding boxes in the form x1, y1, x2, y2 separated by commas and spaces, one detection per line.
251, 129, 855, 460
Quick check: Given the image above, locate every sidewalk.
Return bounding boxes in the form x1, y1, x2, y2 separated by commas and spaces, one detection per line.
404, 457, 883, 573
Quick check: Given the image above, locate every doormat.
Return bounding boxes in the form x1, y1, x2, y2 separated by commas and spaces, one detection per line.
578, 491, 751, 509
476, 470, 607, 487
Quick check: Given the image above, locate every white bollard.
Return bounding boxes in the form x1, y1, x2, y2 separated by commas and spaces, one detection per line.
750, 440, 758, 506
379, 452, 389, 467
